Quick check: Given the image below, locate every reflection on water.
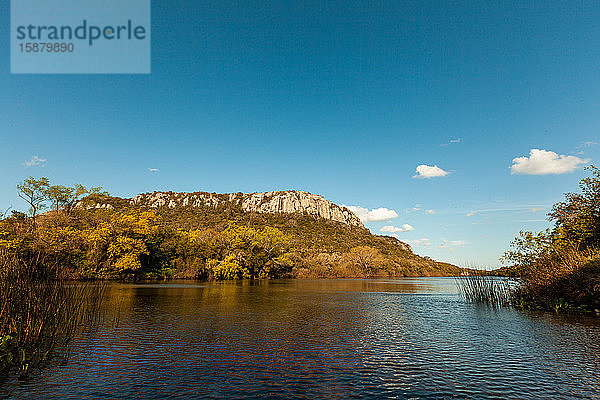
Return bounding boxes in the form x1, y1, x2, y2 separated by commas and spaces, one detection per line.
2, 278, 599, 399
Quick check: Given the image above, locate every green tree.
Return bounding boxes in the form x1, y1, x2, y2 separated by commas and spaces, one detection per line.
344, 246, 387, 276
47, 184, 103, 213
221, 224, 293, 279
548, 165, 600, 250
207, 255, 250, 280
46, 185, 72, 212
16, 177, 50, 228
502, 166, 600, 308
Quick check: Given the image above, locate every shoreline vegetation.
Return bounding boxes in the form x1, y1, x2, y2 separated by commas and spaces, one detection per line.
1, 166, 598, 376
460, 166, 600, 315
0, 178, 461, 376
0, 248, 103, 378
0, 178, 461, 281
0, 169, 599, 378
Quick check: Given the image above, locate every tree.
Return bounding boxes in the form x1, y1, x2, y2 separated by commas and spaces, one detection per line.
221, 224, 293, 279
16, 177, 50, 228
46, 185, 72, 212
503, 166, 600, 284
47, 183, 102, 213
548, 165, 600, 250
345, 246, 387, 276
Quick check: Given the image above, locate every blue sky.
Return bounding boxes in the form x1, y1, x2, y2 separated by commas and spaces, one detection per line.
1, 1, 599, 267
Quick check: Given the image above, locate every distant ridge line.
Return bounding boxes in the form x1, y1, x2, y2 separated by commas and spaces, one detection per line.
126, 190, 364, 227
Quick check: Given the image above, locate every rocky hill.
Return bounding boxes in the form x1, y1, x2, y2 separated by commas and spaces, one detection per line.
128, 190, 363, 227
80, 189, 459, 276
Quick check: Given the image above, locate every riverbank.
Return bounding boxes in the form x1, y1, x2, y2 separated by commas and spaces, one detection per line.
509, 257, 600, 314
482, 166, 600, 313
0, 252, 103, 378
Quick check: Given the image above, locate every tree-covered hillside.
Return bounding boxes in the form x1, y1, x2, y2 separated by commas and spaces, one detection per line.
0, 179, 463, 280
86, 191, 462, 277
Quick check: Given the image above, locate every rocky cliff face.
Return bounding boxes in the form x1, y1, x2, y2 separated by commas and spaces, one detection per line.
128, 190, 364, 227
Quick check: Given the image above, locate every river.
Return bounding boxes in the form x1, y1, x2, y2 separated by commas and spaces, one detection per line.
2, 278, 599, 399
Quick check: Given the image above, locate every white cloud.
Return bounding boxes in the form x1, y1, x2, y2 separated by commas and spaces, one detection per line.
437, 239, 468, 251
407, 238, 431, 246
440, 138, 462, 146
575, 141, 598, 155
345, 206, 398, 223
23, 155, 47, 167
510, 149, 589, 175
579, 141, 598, 148
413, 164, 449, 179
148, 168, 160, 173
381, 224, 414, 233
407, 205, 435, 215
465, 205, 548, 217
445, 239, 468, 246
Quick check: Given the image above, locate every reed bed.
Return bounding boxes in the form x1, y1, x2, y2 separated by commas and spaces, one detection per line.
455, 274, 514, 308
0, 248, 103, 378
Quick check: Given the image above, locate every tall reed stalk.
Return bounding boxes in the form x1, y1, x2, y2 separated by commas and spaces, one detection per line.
455, 274, 513, 308
0, 248, 103, 378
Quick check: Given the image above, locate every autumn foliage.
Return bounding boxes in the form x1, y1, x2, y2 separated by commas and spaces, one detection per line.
502, 166, 600, 309
1, 177, 461, 280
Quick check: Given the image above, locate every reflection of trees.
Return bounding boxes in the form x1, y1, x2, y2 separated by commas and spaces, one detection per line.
5, 279, 600, 399
79, 280, 402, 397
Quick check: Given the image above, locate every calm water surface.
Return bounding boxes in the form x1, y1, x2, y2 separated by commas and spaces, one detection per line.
2, 278, 600, 399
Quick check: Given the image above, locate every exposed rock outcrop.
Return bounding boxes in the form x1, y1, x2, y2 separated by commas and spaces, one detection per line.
128, 190, 364, 227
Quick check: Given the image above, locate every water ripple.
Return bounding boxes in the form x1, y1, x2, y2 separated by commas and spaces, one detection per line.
2, 278, 599, 399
